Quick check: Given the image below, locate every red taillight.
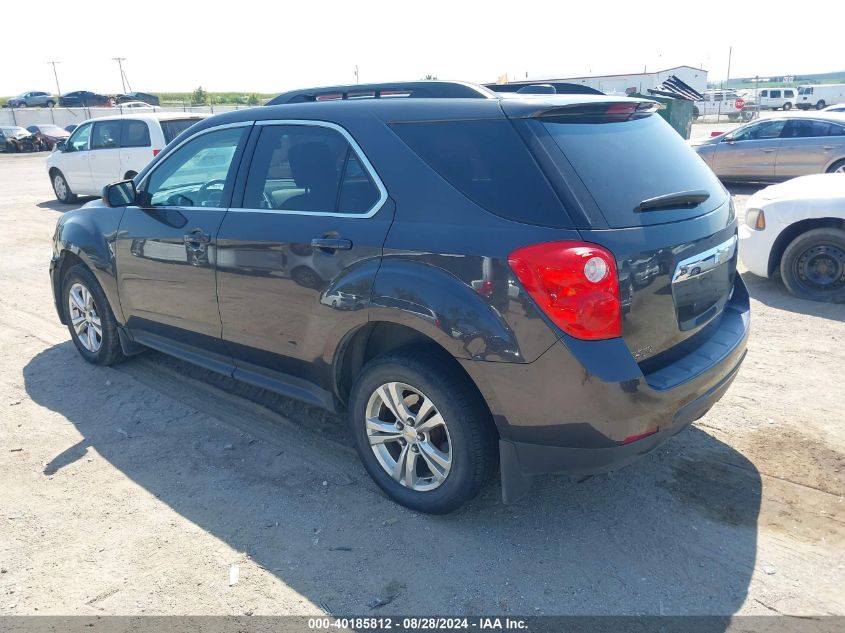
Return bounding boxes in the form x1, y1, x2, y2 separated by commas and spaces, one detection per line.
508, 241, 621, 340
152, 149, 161, 156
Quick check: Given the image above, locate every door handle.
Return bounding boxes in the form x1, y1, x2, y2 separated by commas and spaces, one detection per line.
184, 230, 211, 245
823, 145, 836, 150
761, 149, 776, 153
311, 237, 352, 252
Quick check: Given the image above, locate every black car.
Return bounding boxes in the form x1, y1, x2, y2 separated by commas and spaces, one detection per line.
58, 91, 113, 107
50, 81, 749, 513
117, 92, 161, 106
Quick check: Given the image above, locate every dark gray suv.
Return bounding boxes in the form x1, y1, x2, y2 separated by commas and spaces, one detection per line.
50, 81, 749, 513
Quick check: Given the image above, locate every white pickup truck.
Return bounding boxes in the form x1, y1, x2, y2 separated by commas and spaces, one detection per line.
692, 90, 745, 120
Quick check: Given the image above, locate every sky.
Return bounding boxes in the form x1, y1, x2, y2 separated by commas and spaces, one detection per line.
2, 0, 841, 97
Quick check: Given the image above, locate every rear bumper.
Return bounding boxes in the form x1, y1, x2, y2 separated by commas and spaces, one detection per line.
459, 276, 750, 503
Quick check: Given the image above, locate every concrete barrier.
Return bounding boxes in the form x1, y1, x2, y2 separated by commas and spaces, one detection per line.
0, 105, 251, 129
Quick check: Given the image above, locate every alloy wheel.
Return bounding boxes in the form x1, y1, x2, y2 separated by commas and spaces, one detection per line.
53, 174, 67, 200
365, 382, 452, 492
68, 282, 103, 352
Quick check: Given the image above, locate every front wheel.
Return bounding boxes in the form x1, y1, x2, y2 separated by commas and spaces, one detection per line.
62, 265, 125, 364
348, 347, 497, 514
52, 171, 76, 204
780, 228, 845, 303
828, 159, 845, 175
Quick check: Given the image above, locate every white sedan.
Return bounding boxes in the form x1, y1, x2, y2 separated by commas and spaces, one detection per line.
739, 173, 845, 302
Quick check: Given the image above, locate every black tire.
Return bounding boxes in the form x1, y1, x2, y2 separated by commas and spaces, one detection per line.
51, 170, 77, 204
827, 159, 845, 175
816, 100, 826, 110
780, 228, 845, 303
46, 100, 55, 108
62, 265, 125, 365
348, 346, 497, 514
783, 102, 792, 111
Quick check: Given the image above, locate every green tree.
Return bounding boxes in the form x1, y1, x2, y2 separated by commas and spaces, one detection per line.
247, 93, 260, 106
424, 74, 438, 80
191, 86, 207, 104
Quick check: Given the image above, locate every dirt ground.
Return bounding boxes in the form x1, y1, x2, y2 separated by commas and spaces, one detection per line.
0, 149, 843, 617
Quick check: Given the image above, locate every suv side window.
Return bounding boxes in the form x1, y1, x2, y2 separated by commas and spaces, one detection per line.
91, 120, 122, 149
120, 120, 151, 148
66, 122, 92, 152
142, 126, 245, 208
241, 124, 381, 215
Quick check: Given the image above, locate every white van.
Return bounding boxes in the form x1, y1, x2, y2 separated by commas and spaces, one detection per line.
754, 87, 797, 110
47, 112, 205, 203
693, 90, 744, 120
796, 84, 845, 111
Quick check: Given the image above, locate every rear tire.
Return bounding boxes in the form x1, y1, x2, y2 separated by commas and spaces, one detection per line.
783, 102, 792, 111
46, 100, 55, 108
827, 159, 845, 174
62, 264, 125, 365
348, 347, 497, 514
52, 170, 77, 204
780, 228, 845, 303
816, 100, 826, 110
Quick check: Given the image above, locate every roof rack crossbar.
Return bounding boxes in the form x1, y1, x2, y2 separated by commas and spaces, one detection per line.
266, 81, 495, 105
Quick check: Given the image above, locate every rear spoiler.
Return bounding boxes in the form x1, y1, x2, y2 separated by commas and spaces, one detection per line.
501, 98, 659, 122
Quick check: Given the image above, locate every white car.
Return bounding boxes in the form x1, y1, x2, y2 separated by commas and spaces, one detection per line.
47, 112, 205, 203
117, 101, 156, 111
739, 173, 845, 302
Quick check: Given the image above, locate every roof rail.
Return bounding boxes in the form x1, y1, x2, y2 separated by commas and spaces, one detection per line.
265, 80, 495, 105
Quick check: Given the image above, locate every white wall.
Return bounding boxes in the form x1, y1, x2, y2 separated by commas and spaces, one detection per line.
0, 105, 251, 129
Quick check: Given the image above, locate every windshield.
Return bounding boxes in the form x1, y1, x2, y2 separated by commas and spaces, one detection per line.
538, 113, 725, 228
798, 87, 813, 95
8, 127, 29, 138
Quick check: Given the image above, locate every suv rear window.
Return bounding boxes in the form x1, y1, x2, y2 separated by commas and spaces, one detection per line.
391, 119, 569, 227
535, 113, 725, 228
160, 119, 202, 144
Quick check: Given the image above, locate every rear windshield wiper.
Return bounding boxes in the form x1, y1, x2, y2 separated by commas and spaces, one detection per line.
634, 189, 710, 213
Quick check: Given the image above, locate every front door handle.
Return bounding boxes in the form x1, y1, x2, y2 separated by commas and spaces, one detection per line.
184, 230, 211, 245
311, 237, 352, 252
761, 149, 776, 153
823, 145, 836, 150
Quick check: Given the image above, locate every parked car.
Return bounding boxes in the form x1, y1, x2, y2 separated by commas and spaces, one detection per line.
26, 124, 70, 150
117, 92, 161, 106
796, 84, 845, 110
50, 81, 749, 513
693, 89, 744, 120
752, 87, 797, 111
117, 101, 155, 111
1, 126, 40, 152
58, 91, 113, 108
690, 114, 845, 182
7, 91, 56, 108
47, 113, 205, 202
739, 173, 845, 302
822, 104, 845, 113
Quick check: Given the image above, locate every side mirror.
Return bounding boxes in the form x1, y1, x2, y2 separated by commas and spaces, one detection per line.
55, 140, 66, 151
723, 134, 735, 143
103, 180, 137, 208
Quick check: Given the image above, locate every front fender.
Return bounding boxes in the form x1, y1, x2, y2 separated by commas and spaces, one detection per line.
53, 204, 126, 323
370, 259, 524, 362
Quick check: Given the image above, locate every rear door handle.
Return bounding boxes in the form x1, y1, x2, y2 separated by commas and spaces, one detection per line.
311, 237, 352, 251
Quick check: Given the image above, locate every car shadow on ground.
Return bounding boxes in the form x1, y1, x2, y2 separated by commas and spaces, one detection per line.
36, 197, 96, 212
24, 342, 761, 616
742, 271, 845, 323
725, 182, 767, 196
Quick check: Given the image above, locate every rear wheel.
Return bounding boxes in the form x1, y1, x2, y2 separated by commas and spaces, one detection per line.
46, 100, 55, 108
62, 265, 125, 364
348, 347, 497, 514
783, 102, 792, 111
52, 171, 77, 204
780, 228, 845, 303
816, 100, 826, 110
827, 159, 845, 174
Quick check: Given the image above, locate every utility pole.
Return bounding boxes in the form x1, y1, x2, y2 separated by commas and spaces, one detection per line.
47, 61, 62, 98
354, 65, 359, 84
112, 58, 127, 93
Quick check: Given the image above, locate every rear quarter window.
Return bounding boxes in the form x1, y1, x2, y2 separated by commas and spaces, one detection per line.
390, 119, 570, 228
160, 119, 203, 144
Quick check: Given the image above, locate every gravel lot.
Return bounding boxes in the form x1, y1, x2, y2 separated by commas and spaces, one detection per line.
0, 148, 843, 617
